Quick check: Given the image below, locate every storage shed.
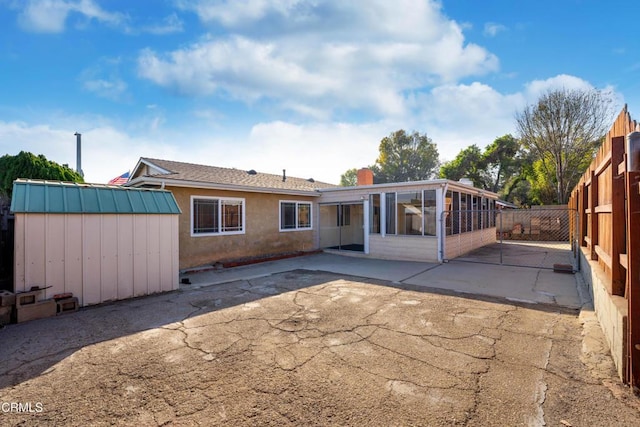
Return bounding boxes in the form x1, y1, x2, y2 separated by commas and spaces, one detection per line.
11, 180, 181, 307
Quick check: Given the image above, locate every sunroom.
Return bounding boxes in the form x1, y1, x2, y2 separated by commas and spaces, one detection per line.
317, 176, 499, 262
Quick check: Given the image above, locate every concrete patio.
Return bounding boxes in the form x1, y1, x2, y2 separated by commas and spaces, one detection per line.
1, 253, 637, 426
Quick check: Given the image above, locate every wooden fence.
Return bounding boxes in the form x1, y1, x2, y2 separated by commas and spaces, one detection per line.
569, 105, 640, 387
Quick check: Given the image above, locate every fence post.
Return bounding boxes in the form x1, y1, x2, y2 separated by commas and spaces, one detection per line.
626, 170, 640, 390
612, 136, 626, 296
499, 210, 503, 265
581, 182, 588, 246
589, 170, 599, 260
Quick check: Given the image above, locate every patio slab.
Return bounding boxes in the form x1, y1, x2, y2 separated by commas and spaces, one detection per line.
1, 269, 637, 426
184, 252, 582, 309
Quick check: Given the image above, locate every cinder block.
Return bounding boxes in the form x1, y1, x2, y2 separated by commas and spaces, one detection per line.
0, 290, 15, 307
0, 305, 12, 325
16, 299, 56, 323
16, 290, 43, 307
56, 297, 79, 314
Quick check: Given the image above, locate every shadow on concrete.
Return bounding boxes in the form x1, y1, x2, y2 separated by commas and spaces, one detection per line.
0, 254, 582, 390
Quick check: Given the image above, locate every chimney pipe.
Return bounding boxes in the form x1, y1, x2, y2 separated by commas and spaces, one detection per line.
282, 169, 286, 182
74, 132, 84, 177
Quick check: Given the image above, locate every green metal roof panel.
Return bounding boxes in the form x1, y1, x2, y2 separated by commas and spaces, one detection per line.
10, 180, 181, 215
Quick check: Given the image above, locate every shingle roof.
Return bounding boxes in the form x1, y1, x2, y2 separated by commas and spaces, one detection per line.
11, 179, 181, 214
136, 158, 337, 193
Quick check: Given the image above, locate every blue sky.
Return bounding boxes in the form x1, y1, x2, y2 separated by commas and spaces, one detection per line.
1, 0, 638, 184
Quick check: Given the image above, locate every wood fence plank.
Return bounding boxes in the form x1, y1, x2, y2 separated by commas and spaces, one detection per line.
626, 170, 640, 390
611, 136, 626, 296
589, 170, 599, 260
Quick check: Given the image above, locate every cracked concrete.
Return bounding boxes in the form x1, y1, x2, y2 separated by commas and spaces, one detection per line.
0, 268, 638, 426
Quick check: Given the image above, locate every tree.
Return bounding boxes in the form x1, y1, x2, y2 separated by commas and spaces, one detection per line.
372, 130, 439, 183
439, 145, 488, 188
515, 88, 613, 204
439, 135, 526, 201
483, 134, 522, 193
0, 151, 84, 197
340, 168, 358, 187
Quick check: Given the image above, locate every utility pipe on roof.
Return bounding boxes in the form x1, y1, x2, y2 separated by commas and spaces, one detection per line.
74, 132, 84, 177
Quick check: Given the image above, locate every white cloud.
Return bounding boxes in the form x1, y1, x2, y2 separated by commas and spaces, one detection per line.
408, 82, 524, 161
16, 0, 125, 33
245, 121, 387, 182
176, 0, 302, 27
141, 13, 184, 35
0, 120, 164, 183
483, 22, 506, 37
524, 74, 595, 98
139, 0, 498, 118
3, 73, 620, 186
82, 78, 127, 101
79, 57, 129, 101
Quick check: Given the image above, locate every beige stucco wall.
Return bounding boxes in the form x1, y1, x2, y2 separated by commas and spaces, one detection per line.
169, 187, 319, 269
14, 213, 179, 307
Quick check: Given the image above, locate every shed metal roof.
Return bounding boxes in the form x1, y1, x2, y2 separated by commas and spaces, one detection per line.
10, 180, 181, 214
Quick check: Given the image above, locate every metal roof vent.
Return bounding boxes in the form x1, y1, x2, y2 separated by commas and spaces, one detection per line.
247, 169, 257, 175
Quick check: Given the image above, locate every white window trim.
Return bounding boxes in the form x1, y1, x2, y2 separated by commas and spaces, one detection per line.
279, 200, 313, 232
190, 195, 246, 237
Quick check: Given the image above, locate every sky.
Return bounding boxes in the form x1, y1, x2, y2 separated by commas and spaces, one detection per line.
1, 0, 638, 185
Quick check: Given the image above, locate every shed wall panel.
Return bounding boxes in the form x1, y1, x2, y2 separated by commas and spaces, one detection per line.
133, 215, 149, 297
100, 215, 118, 302
82, 215, 102, 305
159, 215, 175, 292
64, 215, 83, 304
146, 215, 161, 295
45, 214, 66, 298
14, 212, 179, 307
117, 215, 134, 300
172, 216, 179, 290
25, 214, 46, 289
13, 216, 26, 291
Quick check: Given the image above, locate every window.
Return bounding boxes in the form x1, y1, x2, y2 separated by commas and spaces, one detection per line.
423, 190, 437, 236
385, 193, 396, 235
397, 191, 422, 235
192, 196, 244, 236
369, 194, 381, 234
382, 190, 437, 237
280, 201, 312, 231
337, 205, 351, 226
472, 196, 479, 231
452, 191, 460, 235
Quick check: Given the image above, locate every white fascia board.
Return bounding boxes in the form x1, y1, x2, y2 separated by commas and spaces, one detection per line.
130, 158, 174, 178
320, 179, 499, 199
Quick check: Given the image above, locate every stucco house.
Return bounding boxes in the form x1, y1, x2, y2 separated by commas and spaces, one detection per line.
127, 158, 335, 269
126, 158, 499, 270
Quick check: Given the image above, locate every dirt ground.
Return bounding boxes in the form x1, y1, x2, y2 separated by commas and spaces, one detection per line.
1, 270, 639, 426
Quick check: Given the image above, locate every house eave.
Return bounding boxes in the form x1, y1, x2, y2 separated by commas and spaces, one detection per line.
125, 176, 323, 197
319, 179, 499, 199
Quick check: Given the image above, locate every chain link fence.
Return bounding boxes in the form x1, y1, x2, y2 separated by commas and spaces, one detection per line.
442, 208, 579, 270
